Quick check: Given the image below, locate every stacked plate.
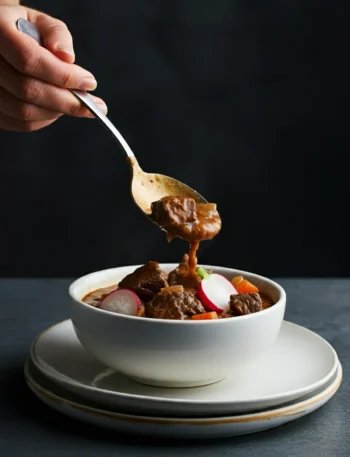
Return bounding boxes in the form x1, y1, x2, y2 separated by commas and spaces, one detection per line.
25, 319, 342, 439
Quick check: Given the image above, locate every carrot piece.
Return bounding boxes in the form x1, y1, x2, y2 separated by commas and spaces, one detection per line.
192, 311, 218, 320
232, 275, 244, 287
235, 279, 259, 294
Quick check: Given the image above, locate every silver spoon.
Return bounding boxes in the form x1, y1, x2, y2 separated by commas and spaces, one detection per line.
17, 18, 207, 218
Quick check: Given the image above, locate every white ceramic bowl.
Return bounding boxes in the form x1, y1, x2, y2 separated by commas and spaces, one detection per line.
69, 265, 286, 388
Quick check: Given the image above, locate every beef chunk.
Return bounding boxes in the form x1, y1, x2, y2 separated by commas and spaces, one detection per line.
118, 261, 168, 300
145, 291, 205, 320
230, 293, 262, 316
151, 196, 222, 241
168, 254, 201, 290
151, 196, 197, 231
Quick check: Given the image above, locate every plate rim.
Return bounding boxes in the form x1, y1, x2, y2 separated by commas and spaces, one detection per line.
30, 319, 339, 408
24, 357, 342, 426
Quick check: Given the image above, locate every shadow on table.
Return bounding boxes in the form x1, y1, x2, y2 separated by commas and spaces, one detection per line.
0, 361, 343, 450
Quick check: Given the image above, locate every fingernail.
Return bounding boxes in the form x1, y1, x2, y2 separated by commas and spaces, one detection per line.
56, 44, 75, 58
79, 78, 97, 91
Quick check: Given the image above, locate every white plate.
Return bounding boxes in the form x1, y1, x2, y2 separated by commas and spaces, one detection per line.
31, 319, 338, 417
24, 358, 342, 439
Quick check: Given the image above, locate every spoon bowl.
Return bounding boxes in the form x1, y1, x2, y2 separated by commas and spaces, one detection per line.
128, 157, 207, 217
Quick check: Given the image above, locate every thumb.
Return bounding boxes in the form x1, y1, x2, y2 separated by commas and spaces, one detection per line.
28, 9, 75, 64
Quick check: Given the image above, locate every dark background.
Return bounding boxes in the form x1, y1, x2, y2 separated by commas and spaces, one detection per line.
1, 0, 350, 278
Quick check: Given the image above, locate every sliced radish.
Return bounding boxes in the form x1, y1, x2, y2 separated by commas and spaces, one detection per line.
99, 289, 141, 316
197, 268, 238, 313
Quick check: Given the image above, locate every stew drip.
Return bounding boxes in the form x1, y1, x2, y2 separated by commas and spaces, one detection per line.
188, 241, 200, 278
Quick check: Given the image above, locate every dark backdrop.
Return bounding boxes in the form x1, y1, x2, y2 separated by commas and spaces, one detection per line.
1, 0, 350, 278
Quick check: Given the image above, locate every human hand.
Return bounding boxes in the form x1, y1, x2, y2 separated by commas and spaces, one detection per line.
0, 4, 108, 131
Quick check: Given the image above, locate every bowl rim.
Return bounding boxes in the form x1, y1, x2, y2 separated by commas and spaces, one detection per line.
69, 264, 286, 325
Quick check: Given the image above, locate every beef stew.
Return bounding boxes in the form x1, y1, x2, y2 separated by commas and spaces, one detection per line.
83, 260, 275, 320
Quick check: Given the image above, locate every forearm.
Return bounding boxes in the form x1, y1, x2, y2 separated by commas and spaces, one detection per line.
0, 1, 20, 5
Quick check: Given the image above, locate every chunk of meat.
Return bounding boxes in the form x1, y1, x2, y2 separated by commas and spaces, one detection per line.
168, 254, 201, 290
145, 291, 206, 320
230, 293, 263, 316
150, 196, 222, 241
151, 196, 197, 231
118, 261, 168, 300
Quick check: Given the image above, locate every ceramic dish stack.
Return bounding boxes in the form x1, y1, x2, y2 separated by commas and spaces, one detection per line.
25, 265, 342, 439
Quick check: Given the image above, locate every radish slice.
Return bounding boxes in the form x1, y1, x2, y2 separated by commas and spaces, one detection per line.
99, 289, 141, 315
197, 268, 238, 313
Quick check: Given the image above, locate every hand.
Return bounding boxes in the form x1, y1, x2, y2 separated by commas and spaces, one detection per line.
0, 4, 108, 132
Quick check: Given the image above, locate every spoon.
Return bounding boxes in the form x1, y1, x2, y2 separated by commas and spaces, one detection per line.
17, 18, 207, 218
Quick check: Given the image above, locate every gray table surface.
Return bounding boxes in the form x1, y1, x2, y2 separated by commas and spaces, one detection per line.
0, 278, 349, 456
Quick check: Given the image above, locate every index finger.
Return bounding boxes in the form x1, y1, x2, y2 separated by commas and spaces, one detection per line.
0, 19, 97, 91
34, 12, 75, 64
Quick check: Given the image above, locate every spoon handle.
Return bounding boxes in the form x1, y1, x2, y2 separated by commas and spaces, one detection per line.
16, 18, 134, 159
